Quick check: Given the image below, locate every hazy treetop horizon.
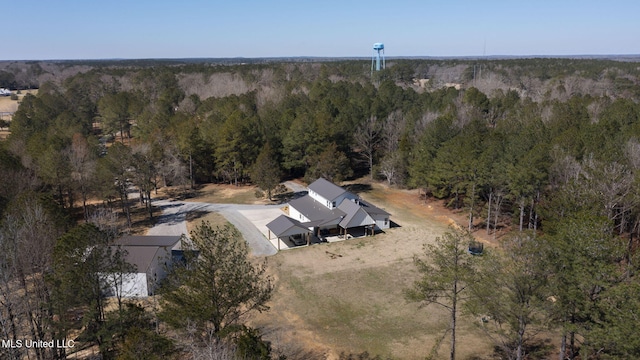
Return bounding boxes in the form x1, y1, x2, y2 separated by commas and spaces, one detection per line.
4, 0, 639, 60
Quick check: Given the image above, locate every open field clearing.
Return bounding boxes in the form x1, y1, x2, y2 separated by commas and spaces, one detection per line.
250, 184, 494, 359
183, 181, 495, 359
0, 89, 38, 139
0, 96, 18, 115
183, 183, 273, 205
0, 89, 38, 114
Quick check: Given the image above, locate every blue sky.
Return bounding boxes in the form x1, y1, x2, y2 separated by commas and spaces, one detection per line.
4, 1, 639, 60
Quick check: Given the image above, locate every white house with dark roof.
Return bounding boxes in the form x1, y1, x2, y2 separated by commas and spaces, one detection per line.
105, 235, 182, 297
267, 178, 390, 248
308, 177, 358, 210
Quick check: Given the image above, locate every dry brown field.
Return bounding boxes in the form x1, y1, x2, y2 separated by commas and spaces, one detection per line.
0, 89, 38, 139
187, 181, 498, 359
183, 183, 272, 205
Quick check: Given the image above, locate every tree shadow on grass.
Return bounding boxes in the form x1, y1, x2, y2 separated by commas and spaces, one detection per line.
492, 338, 555, 360
338, 351, 393, 360
272, 190, 308, 204
162, 187, 202, 201
343, 183, 373, 194
185, 210, 210, 224
128, 205, 160, 234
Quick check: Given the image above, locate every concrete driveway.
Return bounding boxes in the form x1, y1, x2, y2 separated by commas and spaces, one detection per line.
145, 181, 312, 256
237, 207, 289, 250
147, 200, 281, 256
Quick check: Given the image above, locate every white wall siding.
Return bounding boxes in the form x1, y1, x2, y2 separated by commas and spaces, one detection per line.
308, 190, 330, 209
373, 214, 390, 230
289, 206, 309, 223
104, 272, 149, 298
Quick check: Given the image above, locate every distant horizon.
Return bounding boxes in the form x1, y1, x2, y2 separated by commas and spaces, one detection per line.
3, 54, 640, 62
4, 1, 639, 61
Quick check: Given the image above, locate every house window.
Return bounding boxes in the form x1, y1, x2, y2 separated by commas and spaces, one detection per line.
384, 218, 389, 226
332, 201, 336, 208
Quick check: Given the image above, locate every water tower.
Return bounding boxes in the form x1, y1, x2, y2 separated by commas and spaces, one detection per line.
371, 43, 385, 75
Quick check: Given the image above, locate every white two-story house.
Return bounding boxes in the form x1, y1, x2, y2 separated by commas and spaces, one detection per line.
268, 178, 391, 247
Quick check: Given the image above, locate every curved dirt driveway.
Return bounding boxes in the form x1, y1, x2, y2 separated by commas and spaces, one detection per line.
146, 199, 280, 256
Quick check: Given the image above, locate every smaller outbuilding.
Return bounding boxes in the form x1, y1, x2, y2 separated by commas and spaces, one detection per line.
105, 235, 182, 298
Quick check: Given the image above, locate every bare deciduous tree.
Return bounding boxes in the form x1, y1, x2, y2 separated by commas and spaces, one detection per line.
68, 133, 96, 221
0, 196, 62, 360
131, 143, 158, 220
379, 152, 405, 186
353, 116, 381, 179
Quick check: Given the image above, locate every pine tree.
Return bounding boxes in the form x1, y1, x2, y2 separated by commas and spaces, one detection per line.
405, 226, 476, 360
250, 143, 281, 201
160, 222, 273, 339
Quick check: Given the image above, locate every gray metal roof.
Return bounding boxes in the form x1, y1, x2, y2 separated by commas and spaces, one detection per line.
289, 194, 345, 223
308, 178, 347, 201
357, 198, 391, 216
266, 215, 310, 238
116, 246, 160, 273
338, 199, 376, 228
111, 236, 181, 273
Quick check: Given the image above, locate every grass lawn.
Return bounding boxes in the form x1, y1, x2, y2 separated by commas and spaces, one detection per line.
185, 210, 228, 234
247, 183, 495, 359
175, 179, 526, 359
161, 184, 274, 204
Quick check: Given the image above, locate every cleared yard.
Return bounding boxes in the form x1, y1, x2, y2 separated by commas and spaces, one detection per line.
254, 183, 495, 359
183, 181, 497, 359
185, 183, 272, 205
186, 210, 228, 233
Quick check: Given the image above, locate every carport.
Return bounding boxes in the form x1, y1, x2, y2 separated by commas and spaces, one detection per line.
266, 215, 312, 250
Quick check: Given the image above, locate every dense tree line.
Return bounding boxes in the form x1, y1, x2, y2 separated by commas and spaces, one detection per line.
1, 58, 640, 358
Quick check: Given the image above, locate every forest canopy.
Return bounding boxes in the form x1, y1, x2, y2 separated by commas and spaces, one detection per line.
1, 57, 640, 359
